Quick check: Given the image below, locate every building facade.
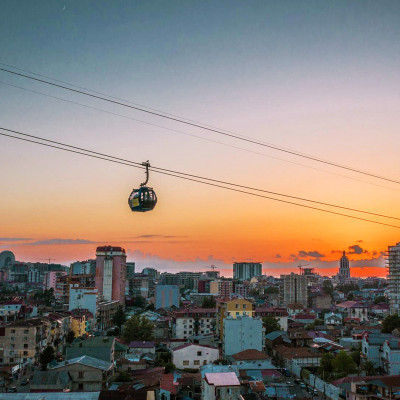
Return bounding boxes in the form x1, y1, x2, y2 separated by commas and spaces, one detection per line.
233, 262, 262, 281
95, 246, 126, 303
280, 273, 308, 307
388, 242, 400, 314
155, 284, 179, 310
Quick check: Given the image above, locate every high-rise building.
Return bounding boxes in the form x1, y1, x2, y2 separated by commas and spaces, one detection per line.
95, 246, 126, 303
388, 243, 400, 314
233, 262, 262, 281
338, 251, 351, 283
280, 273, 308, 307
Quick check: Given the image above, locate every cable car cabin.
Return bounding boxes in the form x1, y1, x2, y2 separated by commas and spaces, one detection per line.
128, 187, 157, 212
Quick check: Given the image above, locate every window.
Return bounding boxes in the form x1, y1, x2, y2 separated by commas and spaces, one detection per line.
24, 344, 28, 348
24, 337, 28, 341
79, 371, 84, 378
235, 304, 239, 309
184, 331, 187, 334
194, 360, 200, 365
10, 358, 14, 363
243, 304, 247, 309
183, 361, 189, 366
236, 312, 240, 316
78, 383, 84, 390
11, 329, 15, 334
23, 351, 28, 356
197, 351, 202, 356
24, 329, 29, 334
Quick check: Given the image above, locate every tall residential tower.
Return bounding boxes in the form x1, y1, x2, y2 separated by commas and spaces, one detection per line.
233, 262, 262, 281
388, 242, 400, 314
95, 246, 126, 303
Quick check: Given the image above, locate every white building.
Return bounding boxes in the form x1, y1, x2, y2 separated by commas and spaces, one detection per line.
324, 312, 342, 326
172, 343, 219, 370
69, 286, 98, 317
382, 338, 400, 375
336, 301, 369, 322
172, 308, 216, 340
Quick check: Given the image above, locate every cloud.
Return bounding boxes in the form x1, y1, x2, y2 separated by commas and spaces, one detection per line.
133, 235, 181, 239
29, 239, 96, 246
298, 250, 325, 258
348, 244, 366, 255
0, 237, 32, 242
356, 240, 364, 243
275, 254, 281, 259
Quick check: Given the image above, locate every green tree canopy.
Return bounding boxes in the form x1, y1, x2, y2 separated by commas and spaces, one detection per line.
318, 353, 334, 380
122, 314, 155, 341
39, 345, 55, 370
262, 316, 281, 334
112, 305, 126, 332
202, 296, 216, 308
362, 360, 377, 376
65, 330, 75, 344
322, 280, 334, 295
332, 351, 357, 378
374, 295, 388, 304
134, 295, 146, 309
382, 314, 400, 333
265, 286, 279, 294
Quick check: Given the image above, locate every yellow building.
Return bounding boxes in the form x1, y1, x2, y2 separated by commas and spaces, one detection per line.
217, 298, 254, 340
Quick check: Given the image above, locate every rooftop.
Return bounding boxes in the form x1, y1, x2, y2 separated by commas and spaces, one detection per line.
232, 349, 269, 361
50, 355, 113, 371
205, 372, 240, 387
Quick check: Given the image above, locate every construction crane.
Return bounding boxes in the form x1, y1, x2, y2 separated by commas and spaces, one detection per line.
298, 263, 309, 275
36, 258, 56, 264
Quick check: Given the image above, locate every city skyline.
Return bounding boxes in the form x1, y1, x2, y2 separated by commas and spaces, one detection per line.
1, 1, 399, 279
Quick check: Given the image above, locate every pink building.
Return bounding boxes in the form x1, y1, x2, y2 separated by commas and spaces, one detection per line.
95, 246, 126, 304
45, 271, 67, 291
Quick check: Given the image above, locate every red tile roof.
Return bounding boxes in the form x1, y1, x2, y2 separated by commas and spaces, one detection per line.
232, 349, 270, 361
160, 373, 178, 395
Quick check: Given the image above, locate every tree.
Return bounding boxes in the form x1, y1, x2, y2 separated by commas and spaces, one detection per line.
332, 351, 357, 378
265, 286, 279, 294
318, 353, 334, 381
350, 349, 361, 366
202, 296, 216, 308
112, 305, 126, 333
115, 372, 132, 382
347, 293, 354, 300
39, 345, 55, 370
262, 317, 281, 334
33, 288, 55, 306
322, 280, 334, 296
362, 360, 377, 376
134, 296, 146, 309
382, 314, 400, 333
374, 295, 388, 304
65, 330, 75, 344
122, 314, 155, 341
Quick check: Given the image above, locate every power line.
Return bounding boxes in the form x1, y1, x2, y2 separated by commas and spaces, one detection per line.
1, 127, 400, 229
1, 66, 399, 186
2, 80, 398, 194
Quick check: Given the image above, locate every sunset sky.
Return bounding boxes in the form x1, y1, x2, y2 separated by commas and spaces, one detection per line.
1, 1, 399, 277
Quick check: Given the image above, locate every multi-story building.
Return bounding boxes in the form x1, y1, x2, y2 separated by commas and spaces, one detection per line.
95, 246, 126, 303
131, 274, 151, 298
0, 318, 51, 365
97, 300, 120, 331
142, 267, 158, 279
254, 306, 288, 331
155, 285, 179, 310
202, 372, 241, 400
160, 273, 180, 286
387, 242, 400, 314
69, 286, 98, 317
382, 338, 400, 375
280, 273, 308, 307
361, 332, 394, 371
177, 272, 202, 290
223, 316, 265, 356
172, 308, 216, 340
70, 260, 96, 275
216, 298, 254, 341
233, 262, 262, 281
125, 262, 136, 296
172, 343, 219, 370
209, 280, 233, 297
45, 270, 68, 291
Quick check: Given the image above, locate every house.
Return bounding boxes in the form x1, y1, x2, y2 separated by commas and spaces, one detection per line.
254, 307, 288, 331
324, 312, 343, 326
291, 313, 316, 325
172, 343, 219, 370
336, 301, 369, 322
202, 372, 241, 400
265, 331, 291, 350
274, 345, 322, 368
288, 330, 313, 347
361, 332, 394, 370
382, 339, 400, 375
30, 370, 71, 392
65, 337, 115, 363
128, 341, 155, 355
49, 355, 114, 392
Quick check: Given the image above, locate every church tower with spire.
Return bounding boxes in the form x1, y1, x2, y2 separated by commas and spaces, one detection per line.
338, 251, 350, 283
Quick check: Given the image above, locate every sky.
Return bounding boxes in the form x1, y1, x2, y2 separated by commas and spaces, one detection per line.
1, 1, 399, 277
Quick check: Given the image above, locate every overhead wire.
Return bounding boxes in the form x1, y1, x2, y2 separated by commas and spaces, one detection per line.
2, 79, 399, 193
1, 65, 399, 186
1, 127, 400, 229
